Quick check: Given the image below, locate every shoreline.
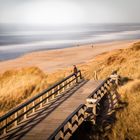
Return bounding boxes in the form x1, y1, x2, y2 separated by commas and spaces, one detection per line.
0, 39, 139, 74
0, 38, 140, 62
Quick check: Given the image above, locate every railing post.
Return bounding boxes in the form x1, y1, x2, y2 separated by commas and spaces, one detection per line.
46, 92, 49, 103
68, 78, 70, 87
92, 105, 96, 117
65, 80, 68, 88
80, 108, 84, 121
101, 86, 104, 92
62, 82, 65, 92
52, 89, 55, 99
92, 105, 96, 124
68, 120, 72, 136
105, 82, 110, 91
75, 113, 79, 126
97, 90, 101, 97
60, 127, 64, 139
3, 119, 7, 135
14, 112, 18, 126
40, 95, 43, 108
32, 101, 35, 113
69, 78, 71, 87
57, 85, 60, 95
84, 109, 87, 120
66, 80, 69, 89
94, 71, 98, 80
24, 106, 27, 120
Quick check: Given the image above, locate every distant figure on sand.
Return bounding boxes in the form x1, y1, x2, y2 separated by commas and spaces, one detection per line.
73, 65, 78, 83
91, 44, 94, 48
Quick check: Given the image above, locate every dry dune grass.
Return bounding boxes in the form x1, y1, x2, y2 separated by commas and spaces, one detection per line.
0, 67, 46, 116
79, 42, 140, 80
78, 42, 140, 140
0, 67, 65, 116
108, 80, 140, 140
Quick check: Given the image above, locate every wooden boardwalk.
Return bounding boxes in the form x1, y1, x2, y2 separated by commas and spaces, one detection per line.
18, 80, 101, 140
0, 70, 120, 140
0, 69, 120, 140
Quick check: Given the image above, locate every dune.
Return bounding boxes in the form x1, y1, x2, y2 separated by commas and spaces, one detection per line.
0, 40, 140, 139
79, 41, 140, 140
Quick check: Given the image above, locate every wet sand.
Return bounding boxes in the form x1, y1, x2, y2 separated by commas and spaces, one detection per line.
0, 40, 139, 74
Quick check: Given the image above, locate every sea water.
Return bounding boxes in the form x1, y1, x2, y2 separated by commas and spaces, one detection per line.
0, 23, 140, 60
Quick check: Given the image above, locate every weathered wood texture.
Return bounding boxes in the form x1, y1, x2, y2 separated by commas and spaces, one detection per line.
20, 80, 101, 140
48, 73, 119, 140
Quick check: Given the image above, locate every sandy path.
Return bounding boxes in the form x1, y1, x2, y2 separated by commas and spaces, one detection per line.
0, 40, 138, 73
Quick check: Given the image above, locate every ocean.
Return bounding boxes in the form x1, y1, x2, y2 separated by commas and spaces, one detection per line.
0, 23, 140, 60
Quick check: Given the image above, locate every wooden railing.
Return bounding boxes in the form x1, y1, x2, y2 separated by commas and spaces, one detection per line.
88, 71, 119, 105
48, 72, 119, 140
88, 77, 112, 99
0, 70, 82, 135
48, 104, 87, 140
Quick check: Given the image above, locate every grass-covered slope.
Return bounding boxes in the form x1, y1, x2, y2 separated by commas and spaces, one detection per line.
0, 67, 65, 116
79, 42, 140, 140
81, 41, 140, 80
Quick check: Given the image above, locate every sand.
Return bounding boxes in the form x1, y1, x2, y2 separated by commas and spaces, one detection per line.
0, 40, 139, 74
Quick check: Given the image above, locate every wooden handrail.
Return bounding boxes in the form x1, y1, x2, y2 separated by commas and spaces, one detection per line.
88, 77, 111, 98
0, 70, 82, 134
48, 104, 87, 140
88, 70, 119, 99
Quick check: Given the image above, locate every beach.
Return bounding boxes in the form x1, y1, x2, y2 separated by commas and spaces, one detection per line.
0, 40, 138, 74
0, 1, 140, 139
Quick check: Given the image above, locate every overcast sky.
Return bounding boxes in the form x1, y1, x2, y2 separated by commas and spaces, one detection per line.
0, 0, 140, 25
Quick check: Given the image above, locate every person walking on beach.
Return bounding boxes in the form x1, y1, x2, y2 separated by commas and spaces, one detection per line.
73, 65, 78, 83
